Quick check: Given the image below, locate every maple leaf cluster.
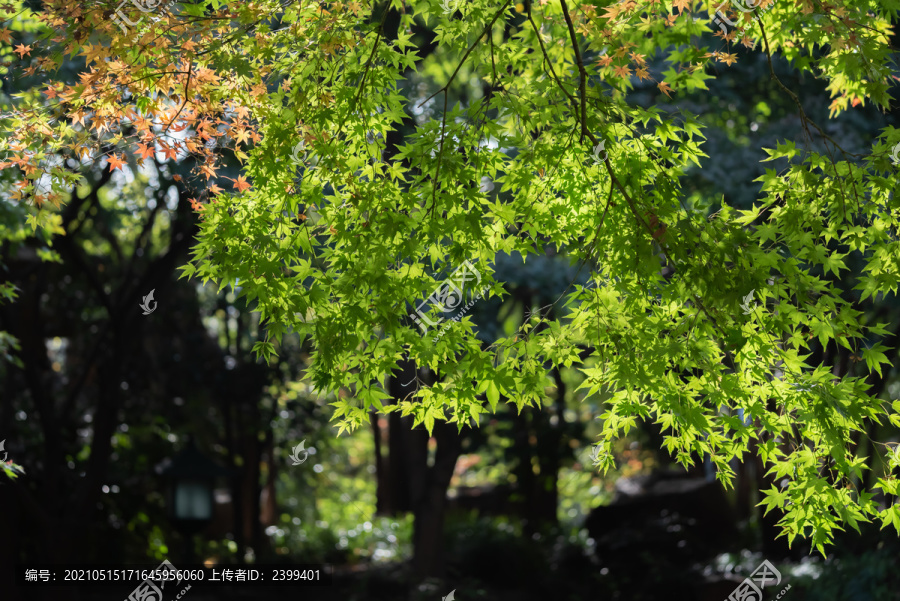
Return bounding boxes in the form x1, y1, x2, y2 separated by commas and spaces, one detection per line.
0, 0, 283, 206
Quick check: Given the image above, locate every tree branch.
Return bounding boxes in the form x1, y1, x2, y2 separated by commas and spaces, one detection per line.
418, 0, 514, 109
559, 0, 588, 142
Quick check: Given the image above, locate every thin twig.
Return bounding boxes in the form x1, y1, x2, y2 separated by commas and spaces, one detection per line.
428, 91, 451, 217
351, 1, 392, 114
164, 62, 193, 132
422, 0, 513, 217
757, 18, 857, 159
418, 0, 513, 109
559, 0, 588, 142
526, 10, 579, 119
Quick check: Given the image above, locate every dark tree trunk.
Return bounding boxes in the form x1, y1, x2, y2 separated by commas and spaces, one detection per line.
224, 398, 246, 561
733, 449, 754, 521
244, 408, 264, 559
371, 409, 388, 515
0, 480, 26, 601
260, 433, 278, 527
411, 419, 462, 579
531, 364, 567, 527
511, 408, 538, 534
384, 356, 426, 515
382, 358, 464, 579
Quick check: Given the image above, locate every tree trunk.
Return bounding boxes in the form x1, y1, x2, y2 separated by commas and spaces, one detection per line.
511, 408, 538, 534
224, 398, 246, 561
371, 409, 388, 515
0, 479, 27, 601
384, 357, 427, 515
382, 359, 462, 579
532, 365, 566, 527
411, 419, 462, 579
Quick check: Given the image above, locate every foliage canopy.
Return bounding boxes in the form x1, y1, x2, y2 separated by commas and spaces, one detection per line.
2, 0, 900, 554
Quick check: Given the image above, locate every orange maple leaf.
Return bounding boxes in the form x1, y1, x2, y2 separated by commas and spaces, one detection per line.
133, 115, 152, 132
136, 143, 154, 160
14, 43, 31, 58
672, 0, 691, 12
635, 67, 650, 81
232, 176, 251, 193
162, 145, 179, 161
107, 154, 127, 172
613, 64, 631, 79
602, 3, 623, 19
0, 29, 13, 44
657, 81, 673, 97
200, 165, 218, 180
720, 53, 738, 66
82, 43, 106, 64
